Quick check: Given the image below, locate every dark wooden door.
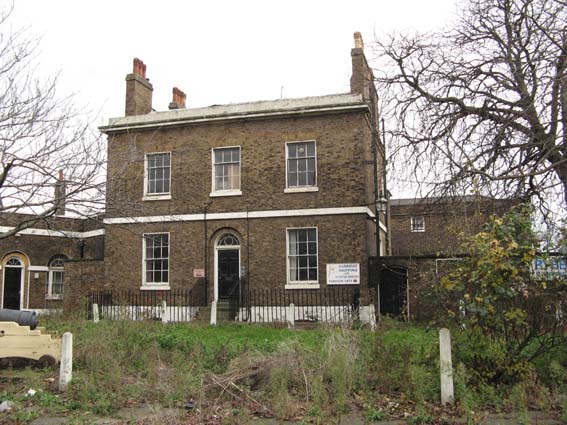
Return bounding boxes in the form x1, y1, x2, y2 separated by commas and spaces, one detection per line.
218, 250, 239, 299
3, 267, 22, 310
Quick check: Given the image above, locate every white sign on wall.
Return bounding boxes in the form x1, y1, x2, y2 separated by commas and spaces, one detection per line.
326, 263, 360, 285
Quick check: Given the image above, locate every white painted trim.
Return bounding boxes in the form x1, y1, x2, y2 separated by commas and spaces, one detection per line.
140, 285, 171, 291
214, 232, 241, 302
284, 187, 319, 193
101, 103, 370, 133
286, 227, 318, 286
284, 284, 321, 290
209, 190, 242, 197
144, 151, 172, 198
104, 206, 385, 225
142, 194, 172, 201
285, 140, 317, 190
0, 226, 104, 239
28, 266, 49, 272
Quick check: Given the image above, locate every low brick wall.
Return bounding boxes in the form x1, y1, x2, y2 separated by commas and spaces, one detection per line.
63, 259, 105, 312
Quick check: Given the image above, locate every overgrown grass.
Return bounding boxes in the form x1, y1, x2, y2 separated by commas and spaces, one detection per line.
0, 314, 565, 423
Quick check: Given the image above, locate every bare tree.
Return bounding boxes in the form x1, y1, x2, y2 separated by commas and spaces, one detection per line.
376, 0, 567, 215
0, 9, 105, 238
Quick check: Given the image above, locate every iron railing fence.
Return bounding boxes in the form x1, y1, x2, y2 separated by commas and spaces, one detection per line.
241, 286, 361, 323
86, 289, 199, 322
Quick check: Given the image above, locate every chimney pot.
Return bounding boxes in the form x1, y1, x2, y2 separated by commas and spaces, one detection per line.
169, 86, 186, 110
354, 32, 364, 49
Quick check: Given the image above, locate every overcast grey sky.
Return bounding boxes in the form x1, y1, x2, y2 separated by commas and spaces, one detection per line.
4, 0, 457, 124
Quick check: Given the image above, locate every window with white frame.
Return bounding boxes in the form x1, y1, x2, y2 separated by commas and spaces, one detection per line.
143, 233, 169, 287
47, 256, 66, 299
286, 141, 317, 190
287, 228, 318, 284
212, 147, 241, 194
411, 215, 425, 232
145, 152, 171, 197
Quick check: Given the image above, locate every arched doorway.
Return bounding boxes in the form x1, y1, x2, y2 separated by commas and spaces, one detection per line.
214, 233, 241, 302
2, 255, 26, 310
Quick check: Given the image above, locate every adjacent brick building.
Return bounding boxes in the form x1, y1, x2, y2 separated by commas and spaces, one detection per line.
0, 211, 104, 311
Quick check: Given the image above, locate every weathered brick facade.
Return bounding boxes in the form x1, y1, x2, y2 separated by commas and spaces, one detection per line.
389, 196, 516, 256
98, 34, 385, 306
0, 213, 104, 310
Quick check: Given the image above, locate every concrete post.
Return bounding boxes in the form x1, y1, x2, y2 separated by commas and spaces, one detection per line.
287, 303, 295, 328
161, 300, 168, 323
210, 300, 217, 326
368, 304, 377, 332
92, 303, 99, 323
439, 328, 454, 404
59, 332, 73, 392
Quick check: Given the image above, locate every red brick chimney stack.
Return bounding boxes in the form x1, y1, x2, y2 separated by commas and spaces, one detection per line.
169, 87, 187, 110
125, 57, 153, 116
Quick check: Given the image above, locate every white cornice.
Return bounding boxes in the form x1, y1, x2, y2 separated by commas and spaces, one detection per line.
103, 206, 388, 232
0, 226, 105, 239
100, 94, 368, 133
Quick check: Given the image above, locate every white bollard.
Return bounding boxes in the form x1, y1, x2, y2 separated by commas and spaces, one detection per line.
368, 304, 377, 332
161, 300, 168, 323
287, 303, 295, 328
439, 328, 455, 404
210, 300, 217, 326
59, 332, 73, 392
92, 303, 99, 323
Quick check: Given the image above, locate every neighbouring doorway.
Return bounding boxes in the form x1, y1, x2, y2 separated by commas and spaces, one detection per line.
3, 257, 23, 310
380, 266, 408, 318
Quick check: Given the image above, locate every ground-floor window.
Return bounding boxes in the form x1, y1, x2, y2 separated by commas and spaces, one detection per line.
143, 233, 169, 287
47, 256, 66, 299
287, 227, 318, 284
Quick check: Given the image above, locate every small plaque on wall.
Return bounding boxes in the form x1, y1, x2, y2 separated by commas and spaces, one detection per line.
326, 263, 360, 285
193, 269, 205, 278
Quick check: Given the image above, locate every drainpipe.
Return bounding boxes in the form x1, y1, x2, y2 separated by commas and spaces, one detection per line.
203, 202, 212, 306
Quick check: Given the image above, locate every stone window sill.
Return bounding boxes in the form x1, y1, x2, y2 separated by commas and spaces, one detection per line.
284, 187, 319, 194
140, 285, 171, 291
285, 283, 320, 290
142, 194, 172, 201
209, 190, 242, 197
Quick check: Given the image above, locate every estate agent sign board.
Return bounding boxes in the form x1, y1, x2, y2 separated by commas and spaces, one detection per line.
326, 263, 360, 285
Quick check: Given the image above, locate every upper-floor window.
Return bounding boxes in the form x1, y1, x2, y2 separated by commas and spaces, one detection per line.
211, 147, 241, 196
285, 141, 317, 192
47, 255, 67, 299
287, 227, 318, 286
144, 152, 171, 199
142, 233, 170, 289
411, 215, 425, 232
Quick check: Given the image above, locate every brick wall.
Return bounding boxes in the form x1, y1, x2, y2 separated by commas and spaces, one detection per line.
105, 112, 372, 218
389, 198, 516, 256
63, 259, 105, 311
103, 213, 372, 304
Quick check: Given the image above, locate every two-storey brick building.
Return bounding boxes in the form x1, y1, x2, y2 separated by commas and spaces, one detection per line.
94, 32, 386, 317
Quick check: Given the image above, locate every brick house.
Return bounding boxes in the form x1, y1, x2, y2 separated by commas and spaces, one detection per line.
93, 32, 385, 319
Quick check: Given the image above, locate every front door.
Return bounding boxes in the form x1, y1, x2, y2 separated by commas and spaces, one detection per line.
218, 249, 239, 299
3, 267, 22, 310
